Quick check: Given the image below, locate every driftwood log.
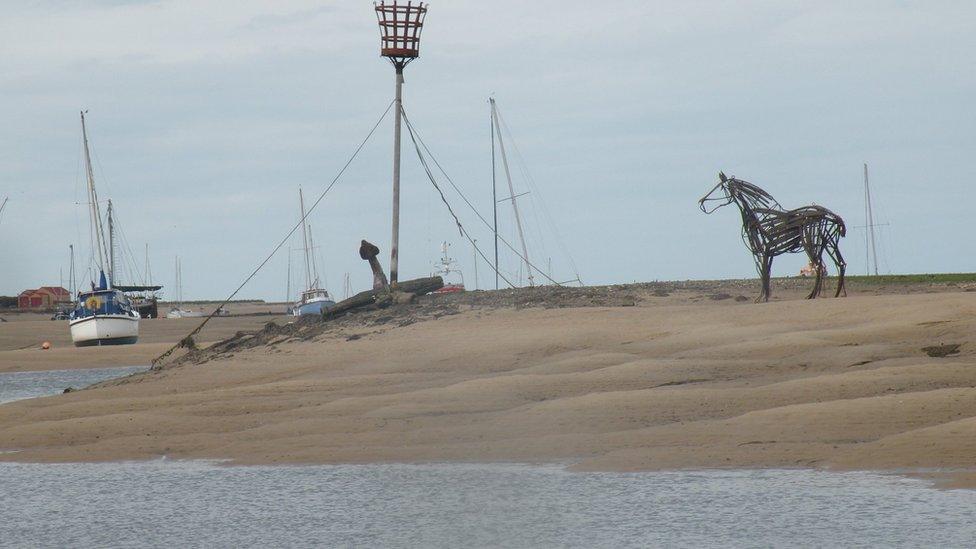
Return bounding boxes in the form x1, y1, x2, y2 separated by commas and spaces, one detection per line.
324, 276, 443, 319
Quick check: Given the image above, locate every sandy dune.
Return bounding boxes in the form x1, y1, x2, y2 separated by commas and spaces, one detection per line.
1, 286, 974, 486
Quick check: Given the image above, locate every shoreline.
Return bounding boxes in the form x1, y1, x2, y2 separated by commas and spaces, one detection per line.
1, 283, 974, 489
0, 451, 973, 491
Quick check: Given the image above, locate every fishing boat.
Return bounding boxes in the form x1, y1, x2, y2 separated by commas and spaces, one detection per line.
69, 111, 140, 347
292, 187, 335, 316
431, 241, 465, 294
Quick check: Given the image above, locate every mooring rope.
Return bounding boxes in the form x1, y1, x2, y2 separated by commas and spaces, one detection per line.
400, 108, 561, 287
401, 109, 517, 289
152, 100, 395, 367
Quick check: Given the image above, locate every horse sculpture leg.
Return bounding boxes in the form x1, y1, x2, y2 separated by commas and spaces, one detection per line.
826, 235, 847, 297
757, 254, 773, 302
802, 225, 827, 299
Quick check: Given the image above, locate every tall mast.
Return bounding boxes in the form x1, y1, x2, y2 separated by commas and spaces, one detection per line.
174, 256, 182, 308
107, 199, 115, 287
179, 257, 184, 306
864, 163, 879, 276
0, 197, 8, 222
145, 243, 152, 285
308, 224, 320, 288
81, 111, 108, 275
286, 250, 292, 302
491, 99, 534, 286
69, 244, 76, 299
472, 238, 479, 291
298, 187, 313, 291
491, 100, 499, 290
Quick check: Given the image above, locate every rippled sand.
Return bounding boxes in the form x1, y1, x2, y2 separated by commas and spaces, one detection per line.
1, 285, 974, 487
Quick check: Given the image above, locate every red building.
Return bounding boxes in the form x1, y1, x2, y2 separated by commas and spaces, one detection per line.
17, 287, 71, 310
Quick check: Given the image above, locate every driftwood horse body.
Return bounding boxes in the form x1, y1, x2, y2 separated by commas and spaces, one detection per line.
699, 173, 847, 301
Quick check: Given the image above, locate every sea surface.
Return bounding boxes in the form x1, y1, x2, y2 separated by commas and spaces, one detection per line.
0, 365, 147, 404
1, 368, 975, 548
1, 462, 974, 548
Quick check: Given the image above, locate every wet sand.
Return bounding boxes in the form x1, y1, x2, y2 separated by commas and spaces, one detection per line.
0, 305, 289, 373
1, 282, 974, 487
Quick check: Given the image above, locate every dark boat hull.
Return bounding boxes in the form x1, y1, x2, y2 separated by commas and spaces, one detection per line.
73, 335, 139, 347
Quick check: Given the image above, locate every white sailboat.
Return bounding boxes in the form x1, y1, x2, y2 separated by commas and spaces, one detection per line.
292, 187, 335, 316
69, 111, 140, 347
166, 257, 203, 318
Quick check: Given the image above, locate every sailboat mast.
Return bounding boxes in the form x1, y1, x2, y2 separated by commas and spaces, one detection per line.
490, 99, 534, 286
298, 187, 313, 291
490, 100, 499, 290
69, 244, 76, 299
308, 224, 320, 288
864, 163, 879, 276
107, 199, 115, 287
81, 111, 109, 275
286, 250, 292, 302
145, 243, 152, 285
174, 256, 181, 308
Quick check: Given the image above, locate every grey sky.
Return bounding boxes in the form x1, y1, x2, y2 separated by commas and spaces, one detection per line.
2, 1, 974, 300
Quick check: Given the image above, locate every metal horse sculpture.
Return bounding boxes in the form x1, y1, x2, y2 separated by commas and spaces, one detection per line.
699, 172, 847, 302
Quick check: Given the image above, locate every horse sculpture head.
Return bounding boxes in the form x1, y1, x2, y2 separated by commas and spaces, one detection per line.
698, 172, 732, 214
699, 172, 781, 214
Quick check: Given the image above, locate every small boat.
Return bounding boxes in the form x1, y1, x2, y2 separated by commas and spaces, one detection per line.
431, 241, 465, 294
69, 111, 140, 347
291, 187, 335, 316
166, 256, 204, 318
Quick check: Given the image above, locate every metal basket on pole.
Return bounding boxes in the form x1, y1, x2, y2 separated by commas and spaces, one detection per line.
375, 1, 429, 285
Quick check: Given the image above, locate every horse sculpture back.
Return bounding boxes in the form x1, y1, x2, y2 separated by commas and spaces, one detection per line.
699, 173, 847, 302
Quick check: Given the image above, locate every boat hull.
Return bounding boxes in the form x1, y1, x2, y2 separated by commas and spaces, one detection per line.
293, 298, 335, 317
166, 309, 204, 319
433, 283, 465, 294
69, 314, 139, 347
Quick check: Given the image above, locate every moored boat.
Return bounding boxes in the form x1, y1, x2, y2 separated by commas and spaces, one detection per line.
165, 256, 204, 318
70, 273, 140, 346
68, 111, 140, 347
431, 241, 465, 294
291, 187, 336, 316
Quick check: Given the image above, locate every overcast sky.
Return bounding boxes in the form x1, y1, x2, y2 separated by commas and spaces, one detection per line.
2, 1, 974, 300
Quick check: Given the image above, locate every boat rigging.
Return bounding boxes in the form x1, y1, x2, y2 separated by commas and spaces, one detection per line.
68, 111, 141, 346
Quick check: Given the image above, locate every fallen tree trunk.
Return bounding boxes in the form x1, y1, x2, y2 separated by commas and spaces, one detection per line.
324, 276, 443, 319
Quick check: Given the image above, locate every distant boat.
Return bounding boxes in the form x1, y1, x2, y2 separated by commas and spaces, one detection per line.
166, 257, 203, 318
292, 187, 335, 316
431, 241, 465, 294
69, 111, 140, 347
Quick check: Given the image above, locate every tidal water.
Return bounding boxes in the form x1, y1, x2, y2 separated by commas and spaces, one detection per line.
2, 368, 974, 547
0, 365, 147, 404
1, 461, 974, 548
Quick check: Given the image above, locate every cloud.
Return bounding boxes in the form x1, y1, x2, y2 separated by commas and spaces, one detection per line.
2, 1, 975, 297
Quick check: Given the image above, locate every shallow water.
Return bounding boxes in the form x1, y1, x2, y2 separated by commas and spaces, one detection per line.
0, 365, 147, 404
2, 369, 974, 547
1, 461, 973, 548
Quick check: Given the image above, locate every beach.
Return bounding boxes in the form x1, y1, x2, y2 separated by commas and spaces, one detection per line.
0, 303, 287, 373
1, 280, 974, 487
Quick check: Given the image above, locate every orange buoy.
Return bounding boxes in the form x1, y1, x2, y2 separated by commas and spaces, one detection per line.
41, 341, 51, 350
